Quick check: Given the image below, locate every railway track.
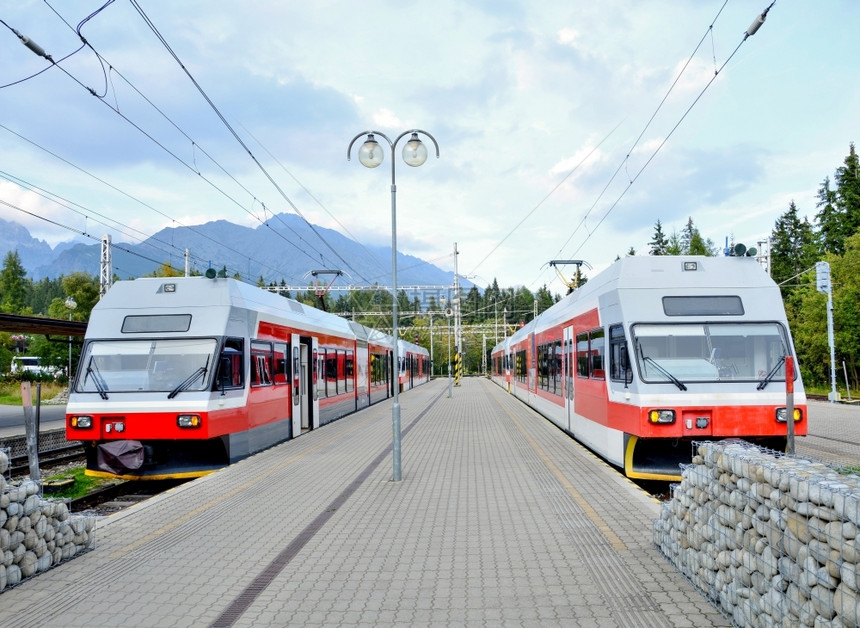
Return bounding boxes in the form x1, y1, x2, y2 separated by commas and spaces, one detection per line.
8, 442, 84, 477
68, 478, 190, 514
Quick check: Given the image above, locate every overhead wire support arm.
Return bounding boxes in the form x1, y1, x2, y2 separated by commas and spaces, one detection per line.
547, 260, 592, 293
303, 269, 348, 312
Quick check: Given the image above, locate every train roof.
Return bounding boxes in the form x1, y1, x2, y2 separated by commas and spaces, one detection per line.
348, 321, 394, 348
398, 338, 429, 357
495, 255, 783, 350
89, 277, 355, 339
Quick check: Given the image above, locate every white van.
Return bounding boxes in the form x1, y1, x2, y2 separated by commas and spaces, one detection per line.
10, 356, 56, 377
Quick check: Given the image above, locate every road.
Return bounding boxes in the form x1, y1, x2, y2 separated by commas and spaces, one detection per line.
0, 403, 67, 437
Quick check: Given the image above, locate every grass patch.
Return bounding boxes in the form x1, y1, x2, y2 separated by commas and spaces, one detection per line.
43, 466, 117, 500
0, 381, 67, 405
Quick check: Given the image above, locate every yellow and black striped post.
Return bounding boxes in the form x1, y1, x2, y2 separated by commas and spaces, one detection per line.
454, 351, 462, 386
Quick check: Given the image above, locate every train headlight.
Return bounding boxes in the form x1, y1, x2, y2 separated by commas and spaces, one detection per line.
177, 414, 202, 428
648, 409, 676, 424
776, 408, 803, 423
70, 415, 93, 429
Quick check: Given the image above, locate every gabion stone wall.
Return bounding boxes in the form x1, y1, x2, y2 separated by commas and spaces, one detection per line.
655, 439, 860, 627
0, 449, 96, 592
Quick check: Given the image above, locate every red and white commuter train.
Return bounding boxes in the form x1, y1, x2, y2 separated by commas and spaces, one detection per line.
490, 255, 806, 481
66, 276, 429, 479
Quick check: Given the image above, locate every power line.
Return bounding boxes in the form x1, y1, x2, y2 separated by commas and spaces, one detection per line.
0, 123, 300, 282
559, 1, 777, 265
128, 0, 377, 288
5, 5, 344, 279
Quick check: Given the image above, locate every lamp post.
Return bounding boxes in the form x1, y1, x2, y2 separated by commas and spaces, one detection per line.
347, 129, 440, 482
65, 296, 77, 384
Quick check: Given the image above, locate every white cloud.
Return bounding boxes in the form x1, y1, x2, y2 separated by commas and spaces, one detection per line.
0, 0, 858, 293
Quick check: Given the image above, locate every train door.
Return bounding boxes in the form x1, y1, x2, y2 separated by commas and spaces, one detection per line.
356, 340, 369, 410
564, 326, 574, 433
291, 334, 309, 435
311, 337, 321, 429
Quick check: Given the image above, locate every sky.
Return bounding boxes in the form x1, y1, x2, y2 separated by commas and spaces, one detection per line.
1, 0, 858, 295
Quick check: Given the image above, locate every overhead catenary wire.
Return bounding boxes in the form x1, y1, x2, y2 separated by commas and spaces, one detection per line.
562, 2, 775, 264
6, 6, 470, 306
1, 7, 358, 285
0, 123, 303, 283
467, 120, 624, 282
0, 197, 195, 277
486, 1, 774, 294
5, 4, 360, 281
127, 0, 380, 290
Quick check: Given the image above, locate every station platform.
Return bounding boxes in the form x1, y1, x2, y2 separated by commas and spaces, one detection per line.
0, 377, 728, 627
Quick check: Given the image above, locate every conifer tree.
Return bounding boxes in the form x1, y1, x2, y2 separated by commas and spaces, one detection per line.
0, 251, 28, 314
649, 219, 669, 255
769, 200, 817, 297
816, 143, 860, 254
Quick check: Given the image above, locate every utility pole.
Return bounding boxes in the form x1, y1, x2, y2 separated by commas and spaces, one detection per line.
453, 242, 462, 385
816, 261, 838, 401
99, 234, 112, 297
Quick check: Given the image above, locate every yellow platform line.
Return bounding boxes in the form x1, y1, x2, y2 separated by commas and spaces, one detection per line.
495, 395, 629, 553
108, 409, 385, 560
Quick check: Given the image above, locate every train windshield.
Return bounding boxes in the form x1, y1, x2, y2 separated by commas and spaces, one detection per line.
76, 338, 218, 394
632, 322, 790, 384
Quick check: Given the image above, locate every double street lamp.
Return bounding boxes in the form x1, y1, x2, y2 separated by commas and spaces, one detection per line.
347, 129, 440, 482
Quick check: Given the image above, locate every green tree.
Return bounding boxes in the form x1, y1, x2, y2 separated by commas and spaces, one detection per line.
816, 143, 860, 255
535, 284, 555, 315
680, 217, 717, 256
831, 235, 860, 388
148, 262, 183, 277
464, 285, 481, 324
666, 230, 683, 255
815, 176, 842, 254
770, 200, 817, 297
649, 220, 669, 255
29, 276, 65, 316
0, 250, 29, 314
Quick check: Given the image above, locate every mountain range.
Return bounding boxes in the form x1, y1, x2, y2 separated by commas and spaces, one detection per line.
0, 214, 472, 291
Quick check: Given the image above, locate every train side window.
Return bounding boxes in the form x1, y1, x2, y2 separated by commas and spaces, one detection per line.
590, 328, 605, 380
345, 350, 354, 392
251, 341, 273, 387
273, 342, 288, 385
325, 349, 337, 396
576, 332, 589, 378
537, 344, 548, 390
553, 340, 562, 394
216, 337, 244, 390
515, 349, 527, 383
609, 325, 632, 383
337, 350, 347, 393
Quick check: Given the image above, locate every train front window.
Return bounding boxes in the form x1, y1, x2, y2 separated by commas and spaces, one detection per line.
76, 338, 218, 394
632, 323, 790, 384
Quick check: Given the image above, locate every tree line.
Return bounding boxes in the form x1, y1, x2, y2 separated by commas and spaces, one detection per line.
0, 253, 561, 378
2, 142, 857, 385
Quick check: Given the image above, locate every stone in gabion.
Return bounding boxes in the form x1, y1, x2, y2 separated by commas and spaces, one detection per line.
0, 479, 95, 593
655, 440, 860, 627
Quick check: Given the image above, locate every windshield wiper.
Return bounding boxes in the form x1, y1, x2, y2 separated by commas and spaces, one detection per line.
168, 356, 210, 399
642, 356, 688, 391
757, 355, 786, 390
85, 356, 109, 400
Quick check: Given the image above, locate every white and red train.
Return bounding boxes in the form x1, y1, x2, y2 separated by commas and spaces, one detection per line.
490, 255, 806, 481
66, 277, 429, 479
